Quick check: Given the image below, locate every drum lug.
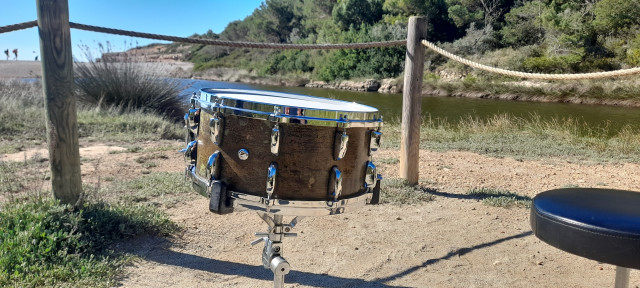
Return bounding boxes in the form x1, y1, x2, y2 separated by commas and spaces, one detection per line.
364, 161, 378, 189
183, 140, 198, 164
186, 108, 200, 138
209, 113, 224, 146
206, 151, 221, 181
334, 131, 349, 161
266, 162, 278, 199
271, 123, 280, 156
329, 166, 343, 201
368, 174, 383, 204
369, 129, 382, 155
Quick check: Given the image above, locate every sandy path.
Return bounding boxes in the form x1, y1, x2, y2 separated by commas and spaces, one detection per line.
5, 144, 640, 287
106, 147, 640, 287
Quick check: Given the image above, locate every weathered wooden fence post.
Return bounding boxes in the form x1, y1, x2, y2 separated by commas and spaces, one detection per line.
37, 0, 83, 205
400, 16, 427, 185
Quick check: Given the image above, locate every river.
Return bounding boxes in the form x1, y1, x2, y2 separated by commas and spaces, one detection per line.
179, 78, 640, 135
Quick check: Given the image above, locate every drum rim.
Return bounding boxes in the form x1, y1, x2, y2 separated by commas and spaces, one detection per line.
197, 88, 383, 128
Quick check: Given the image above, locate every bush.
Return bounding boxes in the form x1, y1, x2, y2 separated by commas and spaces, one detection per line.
0, 198, 178, 287
74, 44, 186, 121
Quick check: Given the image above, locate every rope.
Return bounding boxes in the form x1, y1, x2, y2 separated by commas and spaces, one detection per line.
69, 22, 406, 50
4, 20, 638, 80
0, 20, 37, 34
422, 40, 640, 80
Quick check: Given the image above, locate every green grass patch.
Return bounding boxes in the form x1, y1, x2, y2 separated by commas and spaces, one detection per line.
381, 178, 435, 205
466, 187, 532, 208
383, 113, 640, 164
104, 172, 197, 208
0, 198, 178, 287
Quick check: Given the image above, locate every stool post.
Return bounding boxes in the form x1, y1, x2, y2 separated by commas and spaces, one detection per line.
614, 266, 630, 288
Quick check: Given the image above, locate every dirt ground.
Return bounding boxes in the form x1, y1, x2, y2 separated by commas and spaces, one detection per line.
3, 141, 640, 288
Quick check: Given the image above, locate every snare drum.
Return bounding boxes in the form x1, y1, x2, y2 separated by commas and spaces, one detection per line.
184, 89, 383, 216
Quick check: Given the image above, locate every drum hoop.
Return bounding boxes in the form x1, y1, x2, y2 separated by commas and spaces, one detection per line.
198, 88, 383, 128
186, 166, 372, 216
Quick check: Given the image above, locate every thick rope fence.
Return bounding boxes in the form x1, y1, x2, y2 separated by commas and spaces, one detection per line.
2, 20, 640, 80
421, 40, 640, 80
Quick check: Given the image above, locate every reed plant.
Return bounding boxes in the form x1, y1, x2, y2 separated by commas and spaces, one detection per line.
383, 113, 640, 163
74, 44, 186, 120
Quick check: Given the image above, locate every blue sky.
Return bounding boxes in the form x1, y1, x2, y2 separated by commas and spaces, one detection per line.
0, 0, 264, 61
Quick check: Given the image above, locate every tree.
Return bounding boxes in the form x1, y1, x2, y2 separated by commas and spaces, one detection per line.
500, 0, 545, 47
593, 0, 640, 37
333, 0, 384, 30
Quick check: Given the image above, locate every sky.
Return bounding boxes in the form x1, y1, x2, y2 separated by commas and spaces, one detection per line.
0, 0, 264, 61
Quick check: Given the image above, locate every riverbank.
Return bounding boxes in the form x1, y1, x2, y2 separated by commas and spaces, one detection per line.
4, 61, 640, 107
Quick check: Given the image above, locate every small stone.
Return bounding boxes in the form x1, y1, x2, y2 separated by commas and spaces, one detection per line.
493, 261, 501, 265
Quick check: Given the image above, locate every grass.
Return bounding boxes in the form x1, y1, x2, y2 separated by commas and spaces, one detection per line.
74, 44, 187, 120
383, 113, 640, 164
103, 172, 197, 209
380, 178, 435, 205
0, 80, 184, 154
466, 187, 532, 208
0, 198, 179, 288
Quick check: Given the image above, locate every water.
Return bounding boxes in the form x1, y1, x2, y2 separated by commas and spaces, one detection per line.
179, 78, 640, 134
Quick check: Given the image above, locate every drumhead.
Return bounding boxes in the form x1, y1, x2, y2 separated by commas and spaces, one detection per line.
198, 88, 382, 127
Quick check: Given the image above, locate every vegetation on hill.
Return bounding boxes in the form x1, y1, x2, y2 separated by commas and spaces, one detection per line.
171, 0, 640, 82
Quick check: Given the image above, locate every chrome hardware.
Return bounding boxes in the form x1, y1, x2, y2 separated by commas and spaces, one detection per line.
183, 140, 197, 164
231, 191, 372, 216
190, 92, 198, 107
271, 124, 280, 156
329, 166, 343, 201
186, 108, 200, 137
238, 149, 249, 160
369, 130, 382, 155
334, 131, 349, 160
266, 163, 277, 199
209, 114, 224, 146
364, 161, 378, 189
197, 88, 382, 128
206, 151, 221, 181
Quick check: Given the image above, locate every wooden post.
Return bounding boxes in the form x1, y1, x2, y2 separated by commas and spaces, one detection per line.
400, 16, 427, 185
37, 0, 83, 205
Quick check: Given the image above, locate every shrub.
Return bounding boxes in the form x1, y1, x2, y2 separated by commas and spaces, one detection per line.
0, 198, 178, 287
74, 44, 186, 121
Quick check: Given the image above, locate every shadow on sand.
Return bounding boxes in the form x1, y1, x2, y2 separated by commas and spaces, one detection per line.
126, 229, 532, 287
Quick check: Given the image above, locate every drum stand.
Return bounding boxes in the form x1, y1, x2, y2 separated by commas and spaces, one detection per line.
251, 212, 302, 288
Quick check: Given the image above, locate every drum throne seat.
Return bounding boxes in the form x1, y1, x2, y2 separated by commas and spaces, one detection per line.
530, 188, 640, 288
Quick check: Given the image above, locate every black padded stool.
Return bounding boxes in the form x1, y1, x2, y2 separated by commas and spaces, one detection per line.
531, 188, 640, 288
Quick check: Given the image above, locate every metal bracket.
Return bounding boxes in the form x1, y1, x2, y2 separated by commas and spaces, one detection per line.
183, 140, 197, 164
329, 166, 343, 201
271, 123, 280, 156
206, 151, 221, 181
369, 129, 382, 155
251, 214, 300, 288
209, 113, 224, 146
334, 131, 349, 161
266, 163, 278, 200
364, 161, 378, 189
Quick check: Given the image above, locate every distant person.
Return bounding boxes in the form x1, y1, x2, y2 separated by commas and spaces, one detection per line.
3, 49, 8, 60
35, 56, 38, 61
12, 49, 18, 60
